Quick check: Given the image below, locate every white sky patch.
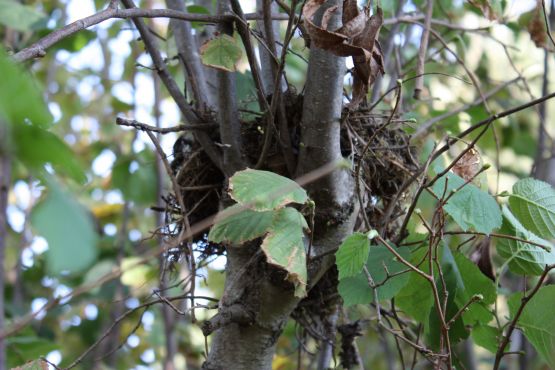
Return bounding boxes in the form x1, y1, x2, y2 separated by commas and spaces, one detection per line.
46, 350, 62, 367
48, 102, 62, 123
13, 180, 31, 209
105, 189, 124, 204
104, 223, 117, 236
56, 39, 104, 72
21, 248, 34, 268
65, 0, 95, 24
129, 229, 142, 242
53, 284, 73, 305
135, 72, 156, 108
31, 297, 49, 320
127, 334, 140, 348
112, 81, 134, 105
7, 205, 25, 233
140, 349, 156, 363
92, 149, 117, 177
141, 311, 154, 331
31, 236, 49, 254
84, 303, 99, 320
126, 297, 140, 309
108, 31, 134, 80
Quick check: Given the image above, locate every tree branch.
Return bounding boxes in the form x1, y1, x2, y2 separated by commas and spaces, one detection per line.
13, 6, 289, 63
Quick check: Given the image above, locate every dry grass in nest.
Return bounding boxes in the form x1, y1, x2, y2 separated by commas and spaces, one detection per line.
342, 108, 418, 232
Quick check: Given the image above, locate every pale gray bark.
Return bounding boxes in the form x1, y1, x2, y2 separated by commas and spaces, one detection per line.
167, 0, 214, 109
203, 1, 356, 369
215, 0, 245, 174
256, 0, 286, 94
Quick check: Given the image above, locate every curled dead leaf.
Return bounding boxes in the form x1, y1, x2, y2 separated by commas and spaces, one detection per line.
453, 147, 482, 184
467, 0, 499, 21
303, 0, 384, 108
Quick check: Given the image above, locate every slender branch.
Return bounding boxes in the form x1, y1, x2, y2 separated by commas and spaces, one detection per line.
116, 117, 218, 133
493, 264, 555, 370
14, 7, 288, 62
413, 0, 433, 99
119, 0, 223, 171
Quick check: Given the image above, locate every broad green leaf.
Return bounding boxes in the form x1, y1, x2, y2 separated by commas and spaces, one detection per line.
432, 172, 501, 234
471, 324, 500, 353
121, 257, 155, 288
339, 244, 410, 306
453, 253, 496, 325
83, 260, 117, 295
508, 286, 555, 368
7, 336, 58, 368
497, 206, 555, 275
426, 246, 468, 349
509, 178, 555, 239
200, 34, 242, 72
229, 169, 308, 211
0, 48, 52, 128
0, 0, 48, 31
396, 247, 434, 323
112, 152, 157, 204
187, 5, 210, 29
54, 30, 96, 53
208, 204, 274, 244
13, 123, 86, 183
335, 233, 370, 279
261, 207, 308, 297
31, 181, 98, 275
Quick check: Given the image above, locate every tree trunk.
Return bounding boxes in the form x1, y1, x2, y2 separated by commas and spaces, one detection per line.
202, 1, 357, 369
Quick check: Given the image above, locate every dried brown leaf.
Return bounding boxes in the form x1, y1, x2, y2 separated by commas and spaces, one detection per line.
528, 3, 548, 49
453, 147, 482, 184
303, 0, 384, 108
467, 0, 498, 21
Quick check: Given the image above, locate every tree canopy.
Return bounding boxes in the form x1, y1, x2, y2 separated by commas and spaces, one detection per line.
2, 0, 555, 370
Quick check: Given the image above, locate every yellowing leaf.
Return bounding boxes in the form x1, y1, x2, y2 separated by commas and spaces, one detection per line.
261, 208, 308, 297
229, 169, 308, 211
200, 34, 242, 72
91, 203, 123, 219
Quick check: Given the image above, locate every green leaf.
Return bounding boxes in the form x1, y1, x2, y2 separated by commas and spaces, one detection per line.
31, 181, 98, 275
208, 204, 274, 244
471, 324, 500, 353
121, 257, 156, 288
200, 34, 242, 72
335, 233, 370, 279
261, 207, 308, 297
0, 0, 48, 31
7, 336, 58, 368
111, 152, 157, 204
432, 172, 501, 234
54, 30, 96, 53
427, 245, 468, 348
0, 48, 52, 128
187, 5, 210, 29
509, 178, 555, 239
229, 169, 308, 211
453, 253, 496, 325
13, 123, 86, 183
396, 248, 434, 323
338, 243, 410, 306
497, 206, 555, 275
508, 286, 555, 368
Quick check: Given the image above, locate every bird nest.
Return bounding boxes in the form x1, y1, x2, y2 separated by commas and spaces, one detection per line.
166, 93, 418, 256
